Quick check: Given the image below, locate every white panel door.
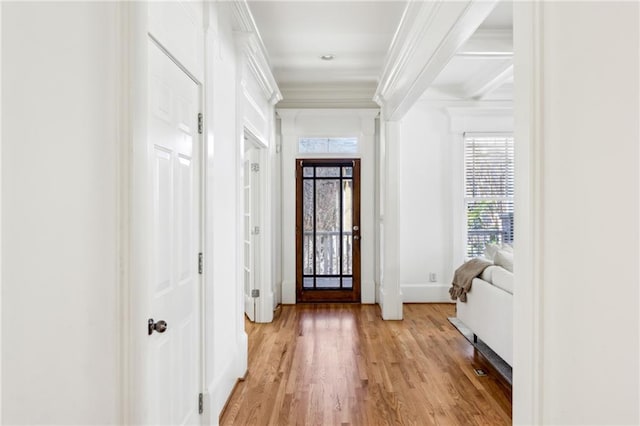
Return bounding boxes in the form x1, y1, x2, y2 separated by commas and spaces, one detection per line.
243, 147, 257, 321
147, 41, 201, 425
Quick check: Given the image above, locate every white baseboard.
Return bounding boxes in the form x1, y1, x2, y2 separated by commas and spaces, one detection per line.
361, 280, 375, 303
208, 333, 248, 422
401, 282, 453, 303
257, 290, 274, 323
378, 286, 403, 320
281, 280, 295, 304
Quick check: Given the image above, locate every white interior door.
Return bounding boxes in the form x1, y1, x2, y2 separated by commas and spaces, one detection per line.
243, 144, 260, 321
147, 40, 201, 425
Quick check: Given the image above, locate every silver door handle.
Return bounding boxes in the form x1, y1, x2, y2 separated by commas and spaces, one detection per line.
148, 318, 168, 335
353, 226, 359, 231
354, 236, 360, 240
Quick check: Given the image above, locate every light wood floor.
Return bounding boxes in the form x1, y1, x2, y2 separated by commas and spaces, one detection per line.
220, 304, 511, 425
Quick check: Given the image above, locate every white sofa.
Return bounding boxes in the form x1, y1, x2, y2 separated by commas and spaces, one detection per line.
456, 264, 513, 366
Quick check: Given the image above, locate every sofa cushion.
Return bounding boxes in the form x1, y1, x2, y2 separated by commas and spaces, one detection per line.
494, 249, 514, 272
482, 243, 501, 261
480, 265, 496, 282
491, 266, 514, 294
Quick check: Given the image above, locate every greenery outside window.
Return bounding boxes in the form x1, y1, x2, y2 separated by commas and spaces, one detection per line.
464, 133, 514, 258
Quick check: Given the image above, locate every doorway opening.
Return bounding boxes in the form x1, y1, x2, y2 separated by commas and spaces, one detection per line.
296, 159, 361, 302
243, 134, 263, 321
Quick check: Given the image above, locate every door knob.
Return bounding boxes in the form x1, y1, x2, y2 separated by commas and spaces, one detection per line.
354, 235, 360, 240
353, 226, 359, 231
148, 318, 168, 335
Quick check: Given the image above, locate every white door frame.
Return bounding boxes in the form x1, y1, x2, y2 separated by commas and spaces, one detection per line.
242, 128, 272, 323
123, 3, 207, 423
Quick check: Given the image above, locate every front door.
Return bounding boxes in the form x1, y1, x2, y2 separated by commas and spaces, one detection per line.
296, 159, 361, 302
146, 41, 202, 425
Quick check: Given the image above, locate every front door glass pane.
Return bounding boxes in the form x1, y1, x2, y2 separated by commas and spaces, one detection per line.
315, 180, 340, 276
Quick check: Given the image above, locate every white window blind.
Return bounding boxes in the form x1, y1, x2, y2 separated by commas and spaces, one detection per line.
464, 133, 514, 258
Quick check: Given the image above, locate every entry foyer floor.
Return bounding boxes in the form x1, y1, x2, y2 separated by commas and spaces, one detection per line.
221, 304, 511, 425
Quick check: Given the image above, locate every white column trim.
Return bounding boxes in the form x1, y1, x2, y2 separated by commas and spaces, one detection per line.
379, 120, 403, 320
513, 2, 544, 424
0, 3, 3, 421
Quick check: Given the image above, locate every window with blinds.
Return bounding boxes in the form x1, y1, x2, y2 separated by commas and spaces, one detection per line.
464, 133, 514, 258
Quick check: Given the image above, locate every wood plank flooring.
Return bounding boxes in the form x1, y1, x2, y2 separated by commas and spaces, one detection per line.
220, 304, 511, 425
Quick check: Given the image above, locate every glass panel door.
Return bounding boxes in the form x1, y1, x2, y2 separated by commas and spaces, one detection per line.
296, 159, 360, 302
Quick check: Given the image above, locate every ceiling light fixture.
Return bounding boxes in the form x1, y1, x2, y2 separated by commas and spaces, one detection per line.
320, 54, 335, 61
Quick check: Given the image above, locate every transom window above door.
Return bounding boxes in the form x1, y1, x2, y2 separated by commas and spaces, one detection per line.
298, 137, 359, 154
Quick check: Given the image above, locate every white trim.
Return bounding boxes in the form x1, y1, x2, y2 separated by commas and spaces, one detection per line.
0, 3, 3, 420
457, 28, 513, 57
116, 3, 131, 424
277, 108, 380, 119
243, 130, 274, 323
513, 2, 543, 424
206, 335, 247, 419
379, 120, 402, 320
401, 283, 452, 303
278, 83, 379, 109
126, 4, 150, 421
461, 63, 513, 100
374, 0, 498, 120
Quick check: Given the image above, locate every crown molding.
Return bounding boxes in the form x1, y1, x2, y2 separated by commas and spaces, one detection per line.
277, 83, 378, 109
232, 1, 282, 105
374, 0, 499, 121
276, 108, 380, 121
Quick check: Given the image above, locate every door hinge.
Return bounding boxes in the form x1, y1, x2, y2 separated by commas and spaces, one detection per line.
198, 253, 203, 274
251, 226, 260, 235
251, 289, 260, 298
197, 113, 203, 134
198, 392, 203, 415
251, 163, 260, 172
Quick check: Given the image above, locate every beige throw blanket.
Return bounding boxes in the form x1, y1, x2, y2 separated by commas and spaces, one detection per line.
449, 258, 492, 303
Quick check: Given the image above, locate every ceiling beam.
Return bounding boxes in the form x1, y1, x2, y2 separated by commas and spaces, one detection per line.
374, 0, 499, 121
456, 29, 513, 57
461, 61, 514, 100
277, 83, 379, 109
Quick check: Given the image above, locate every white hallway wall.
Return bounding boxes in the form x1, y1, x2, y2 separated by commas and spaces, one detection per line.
1, 2, 255, 423
206, 2, 248, 418
1, 3, 120, 423
513, 2, 639, 423
398, 102, 512, 302
398, 104, 452, 302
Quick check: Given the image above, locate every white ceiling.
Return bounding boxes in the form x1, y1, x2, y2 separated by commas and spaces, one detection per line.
248, 0, 513, 106
479, 0, 513, 30
248, 1, 407, 90
425, 1, 514, 101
